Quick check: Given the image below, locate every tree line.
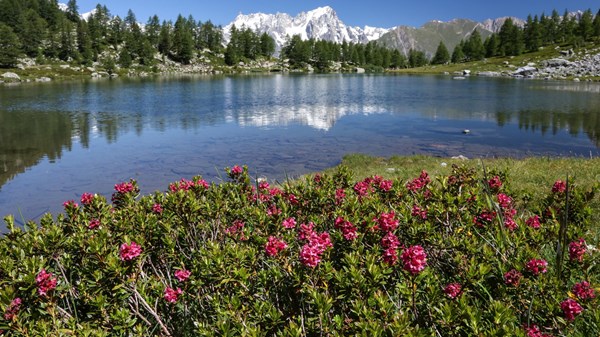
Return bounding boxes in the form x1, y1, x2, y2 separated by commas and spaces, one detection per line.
0, 0, 224, 67
0, 1, 599, 69
431, 8, 600, 65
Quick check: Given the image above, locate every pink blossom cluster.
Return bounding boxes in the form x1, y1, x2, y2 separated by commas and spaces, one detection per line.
401, 245, 427, 275
88, 218, 100, 229
225, 219, 245, 238
526, 215, 541, 229
503, 207, 518, 231
473, 210, 496, 227
265, 236, 288, 257
3, 298, 21, 320
487, 176, 502, 190
443, 283, 462, 299
569, 238, 587, 262
411, 205, 427, 220
504, 269, 522, 287
525, 325, 553, 337
169, 178, 209, 192
572, 281, 595, 300
406, 170, 430, 192
353, 180, 373, 198
36, 269, 57, 296
266, 204, 281, 217
282, 217, 296, 229
287, 193, 299, 205
335, 188, 346, 204
525, 259, 548, 276
152, 203, 163, 214
62, 200, 79, 209
114, 181, 135, 194
560, 298, 583, 321
230, 165, 243, 176
381, 232, 400, 266
352, 176, 393, 199
119, 241, 142, 261
164, 287, 183, 303
80, 192, 95, 205
334, 217, 358, 241
174, 269, 191, 282
298, 224, 333, 268
497, 193, 512, 209
374, 211, 399, 232
552, 180, 567, 194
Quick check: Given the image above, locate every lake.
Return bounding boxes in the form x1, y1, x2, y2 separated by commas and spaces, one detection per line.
1, 73, 600, 228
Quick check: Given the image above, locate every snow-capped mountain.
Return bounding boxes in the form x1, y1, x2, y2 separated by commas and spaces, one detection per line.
223, 6, 393, 52
58, 2, 96, 21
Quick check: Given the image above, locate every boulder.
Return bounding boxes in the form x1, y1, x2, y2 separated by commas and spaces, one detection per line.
462, 69, 471, 75
354, 67, 365, 73
2, 72, 20, 80
477, 71, 501, 77
514, 66, 537, 76
541, 58, 572, 67
35, 77, 52, 82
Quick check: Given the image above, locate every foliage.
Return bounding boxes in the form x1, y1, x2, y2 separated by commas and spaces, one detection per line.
0, 164, 598, 336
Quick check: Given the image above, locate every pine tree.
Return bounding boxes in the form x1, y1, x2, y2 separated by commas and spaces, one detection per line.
389, 49, 406, 69
431, 41, 449, 65
578, 9, 594, 41
158, 21, 172, 56
484, 33, 499, 57
498, 18, 523, 56
172, 15, 194, 64
77, 20, 93, 65
146, 15, 161, 48
464, 29, 485, 60
66, 0, 79, 22
408, 49, 427, 67
593, 9, 600, 38
0, 23, 21, 67
259, 32, 275, 57
17, 9, 47, 57
451, 41, 465, 63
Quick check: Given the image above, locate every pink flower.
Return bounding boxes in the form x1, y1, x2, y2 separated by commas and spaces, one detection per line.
443, 283, 462, 299
63, 200, 79, 209
266, 204, 281, 216
526, 215, 541, 229
552, 180, 566, 193
80, 193, 94, 205
3, 298, 21, 320
282, 217, 296, 229
258, 181, 270, 190
88, 218, 100, 229
504, 217, 518, 231
287, 193, 299, 205
411, 205, 427, 220
487, 176, 502, 190
335, 188, 346, 204
152, 203, 163, 214
230, 165, 243, 175
299, 244, 322, 268
569, 239, 587, 262
298, 222, 316, 241
406, 171, 430, 192
36, 269, 57, 296
504, 269, 522, 287
378, 179, 393, 192
401, 245, 427, 275
119, 241, 142, 261
114, 182, 135, 194
225, 220, 245, 236
174, 269, 191, 282
382, 247, 398, 265
164, 287, 183, 303
572, 281, 595, 300
265, 236, 288, 257
374, 211, 399, 232
353, 180, 372, 198
497, 193, 512, 209
525, 325, 552, 337
473, 210, 496, 227
381, 231, 400, 249
334, 217, 357, 241
560, 298, 583, 321
525, 259, 548, 276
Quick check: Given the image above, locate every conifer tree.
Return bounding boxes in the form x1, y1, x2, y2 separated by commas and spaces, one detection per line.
464, 29, 485, 60
578, 9, 594, 41
451, 41, 465, 63
17, 8, 47, 57
593, 9, 600, 38
0, 23, 21, 67
484, 33, 499, 57
146, 15, 161, 48
259, 32, 275, 57
77, 19, 93, 65
66, 0, 79, 22
158, 21, 172, 57
431, 41, 449, 65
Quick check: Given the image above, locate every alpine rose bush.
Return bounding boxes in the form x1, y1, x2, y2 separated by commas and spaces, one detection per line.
0, 164, 597, 336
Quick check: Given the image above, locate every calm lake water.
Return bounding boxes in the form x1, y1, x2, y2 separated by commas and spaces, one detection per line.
1, 73, 600, 228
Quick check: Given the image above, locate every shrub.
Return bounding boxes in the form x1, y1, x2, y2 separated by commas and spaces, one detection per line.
0, 164, 598, 336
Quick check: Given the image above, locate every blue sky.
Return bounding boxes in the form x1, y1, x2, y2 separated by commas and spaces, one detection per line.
74, 0, 599, 28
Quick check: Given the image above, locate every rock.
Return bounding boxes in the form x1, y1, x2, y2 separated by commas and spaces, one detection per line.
87, 67, 95, 72
35, 77, 51, 82
462, 69, 471, 75
542, 58, 572, 67
477, 71, 500, 77
503, 61, 510, 65
91, 72, 99, 78
514, 66, 537, 76
354, 67, 365, 73
453, 76, 466, 80
442, 71, 449, 75
110, 73, 119, 78
573, 78, 580, 82
440, 162, 447, 167
2, 72, 20, 80
451, 155, 469, 160
462, 129, 471, 134
59, 65, 70, 69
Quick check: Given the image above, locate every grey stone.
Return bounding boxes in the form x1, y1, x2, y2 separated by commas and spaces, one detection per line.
2, 72, 20, 80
